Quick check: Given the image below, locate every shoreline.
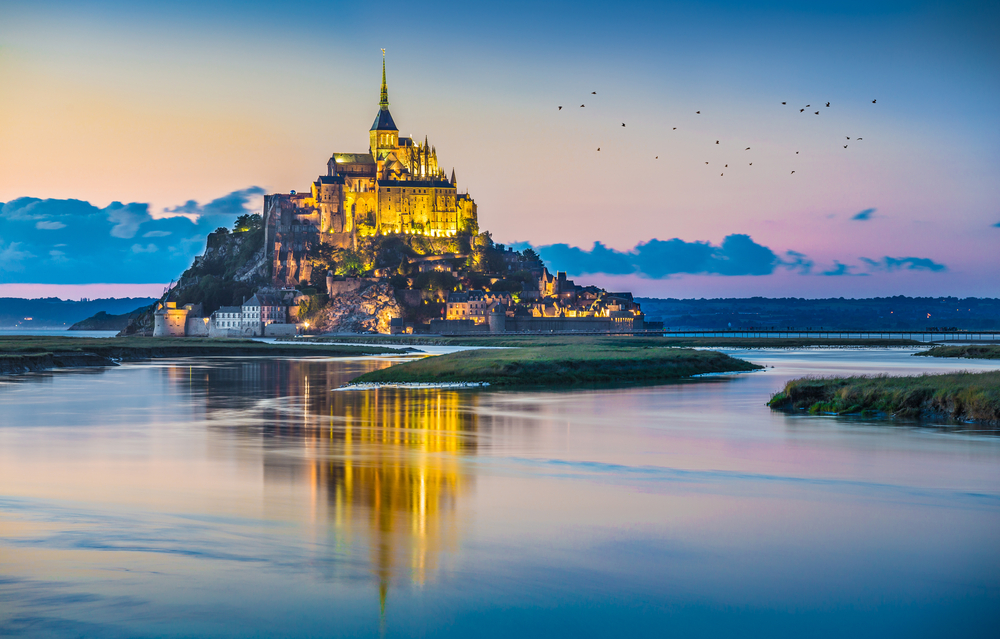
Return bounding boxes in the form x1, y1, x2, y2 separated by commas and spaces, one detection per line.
0, 336, 411, 375
767, 371, 1000, 426
283, 335, 928, 349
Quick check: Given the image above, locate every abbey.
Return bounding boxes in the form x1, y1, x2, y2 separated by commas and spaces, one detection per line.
265, 55, 479, 286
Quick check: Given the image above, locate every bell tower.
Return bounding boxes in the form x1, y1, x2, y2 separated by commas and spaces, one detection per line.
369, 50, 399, 159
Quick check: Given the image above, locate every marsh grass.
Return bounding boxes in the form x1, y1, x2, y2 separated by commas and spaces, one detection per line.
349, 345, 762, 387
768, 371, 1000, 424
916, 345, 1000, 360
0, 336, 404, 358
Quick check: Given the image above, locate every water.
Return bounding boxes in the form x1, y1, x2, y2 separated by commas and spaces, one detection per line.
0, 329, 119, 338
1, 349, 998, 637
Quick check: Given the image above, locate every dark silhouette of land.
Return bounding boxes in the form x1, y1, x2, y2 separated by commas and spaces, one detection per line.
637, 296, 1000, 332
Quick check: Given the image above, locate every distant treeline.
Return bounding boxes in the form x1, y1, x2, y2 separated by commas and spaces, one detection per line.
0, 297, 157, 329
636, 296, 1000, 331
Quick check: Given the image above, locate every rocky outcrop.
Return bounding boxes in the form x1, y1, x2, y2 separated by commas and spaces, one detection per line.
315, 282, 402, 334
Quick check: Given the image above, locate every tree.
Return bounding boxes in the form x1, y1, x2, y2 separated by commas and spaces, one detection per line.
233, 213, 262, 233
337, 250, 366, 277
214, 227, 230, 235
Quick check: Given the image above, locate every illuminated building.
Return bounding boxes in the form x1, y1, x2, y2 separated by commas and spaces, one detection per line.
265, 53, 479, 286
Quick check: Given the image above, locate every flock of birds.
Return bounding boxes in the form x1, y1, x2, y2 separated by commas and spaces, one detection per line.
558, 92, 878, 176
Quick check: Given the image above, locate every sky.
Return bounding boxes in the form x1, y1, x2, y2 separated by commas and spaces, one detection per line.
1, 0, 998, 299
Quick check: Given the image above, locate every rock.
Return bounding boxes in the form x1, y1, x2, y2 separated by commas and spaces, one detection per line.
315, 282, 402, 334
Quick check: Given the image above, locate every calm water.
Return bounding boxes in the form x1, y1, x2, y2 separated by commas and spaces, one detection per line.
1, 349, 998, 637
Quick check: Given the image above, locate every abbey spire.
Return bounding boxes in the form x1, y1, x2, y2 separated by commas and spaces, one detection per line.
379, 49, 389, 110
370, 50, 398, 135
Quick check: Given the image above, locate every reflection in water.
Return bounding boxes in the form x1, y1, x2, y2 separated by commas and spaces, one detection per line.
2, 351, 998, 638
176, 358, 477, 611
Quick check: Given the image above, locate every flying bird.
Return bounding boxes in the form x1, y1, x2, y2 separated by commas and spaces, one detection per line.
814, 111, 819, 115
558, 106, 562, 110
791, 171, 795, 174
872, 99, 877, 103
592, 91, 597, 94
796, 151, 799, 154
622, 123, 625, 127
655, 156, 658, 159
857, 137, 863, 140
846, 136, 850, 139
673, 127, 677, 130
826, 102, 830, 107
725, 164, 728, 167
696, 111, 701, 114
580, 104, 585, 107
749, 163, 752, 166
721, 173, 724, 176
800, 108, 805, 112
716, 140, 719, 144
782, 101, 786, 105
597, 147, 600, 151
806, 104, 810, 107
705, 162, 709, 164
844, 145, 848, 148
745, 147, 750, 150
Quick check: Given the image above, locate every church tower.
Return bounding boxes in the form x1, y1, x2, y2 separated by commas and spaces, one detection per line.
369, 51, 399, 159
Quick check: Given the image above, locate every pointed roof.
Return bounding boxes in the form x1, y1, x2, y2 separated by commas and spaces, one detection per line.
371, 52, 398, 132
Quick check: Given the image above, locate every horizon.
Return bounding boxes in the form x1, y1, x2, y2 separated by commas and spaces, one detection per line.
1, 0, 997, 298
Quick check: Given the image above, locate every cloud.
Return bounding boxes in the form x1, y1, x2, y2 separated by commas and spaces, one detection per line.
852, 208, 876, 220
0, 188, 262, 284
822, 261, 854, 276
162, 187, 265, 222
517, 233, 781, 279
779, 250, 813, 274
860, 256, 946, 272
106, 203, 152, 238
0, 241, 34, 272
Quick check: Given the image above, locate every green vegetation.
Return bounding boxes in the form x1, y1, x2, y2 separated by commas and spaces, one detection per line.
348, 346, 762, 387
284, 335, 923, 348
767, 371, 1000, 424
0, 336, 409, 374
916, 345, 1000, 359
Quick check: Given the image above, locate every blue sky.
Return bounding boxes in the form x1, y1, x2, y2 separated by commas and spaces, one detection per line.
1, 1, 997, 297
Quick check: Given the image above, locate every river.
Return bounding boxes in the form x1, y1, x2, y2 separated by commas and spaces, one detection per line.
0, 348, 998, 637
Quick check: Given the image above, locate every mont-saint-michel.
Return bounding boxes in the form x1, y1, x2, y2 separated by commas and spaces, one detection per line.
127, 57, 647, 339
2, 4, 999, 637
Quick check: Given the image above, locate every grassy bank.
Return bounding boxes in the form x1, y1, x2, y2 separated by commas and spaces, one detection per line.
916, 345, 1000, 359
0, 336, 408, 374
347, 345, 762, 388
767, 371, 1000, 424
286, 334, 923, 349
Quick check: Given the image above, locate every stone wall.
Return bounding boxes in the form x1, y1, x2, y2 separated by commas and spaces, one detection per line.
429, 316, 644, 334
185, 316, 210, 337
264, 323, 297, 337
328, 278, 379, 296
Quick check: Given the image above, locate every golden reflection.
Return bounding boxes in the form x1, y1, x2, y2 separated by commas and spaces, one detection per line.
178, 358, 476, 608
